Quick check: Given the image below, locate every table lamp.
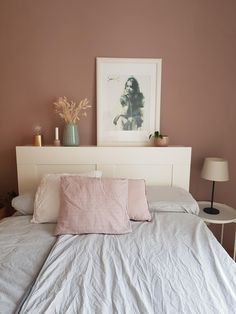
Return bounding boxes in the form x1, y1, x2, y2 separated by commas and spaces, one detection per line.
201, 157, 229, 214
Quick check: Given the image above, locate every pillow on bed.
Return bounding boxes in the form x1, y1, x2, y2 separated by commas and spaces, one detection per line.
55, 176, 131, 235
11, 192, 35, 215
32, 171, 102, 224
146, 186, 199, 214
128, 179, 151, 221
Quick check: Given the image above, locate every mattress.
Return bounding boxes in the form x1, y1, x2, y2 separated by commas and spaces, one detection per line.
15, 213, 236, 314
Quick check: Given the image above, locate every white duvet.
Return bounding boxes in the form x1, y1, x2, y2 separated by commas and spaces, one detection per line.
19, 213, 236, 314
0, 216, 56, 314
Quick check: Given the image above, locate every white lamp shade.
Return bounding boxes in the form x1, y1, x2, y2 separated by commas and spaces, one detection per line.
201, 157, 229, 182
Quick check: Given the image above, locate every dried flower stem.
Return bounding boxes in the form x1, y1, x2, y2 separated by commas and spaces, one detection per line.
54, 96, 91, 124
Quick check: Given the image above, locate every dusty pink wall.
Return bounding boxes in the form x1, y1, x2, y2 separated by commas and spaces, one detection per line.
0, 1, 235, 249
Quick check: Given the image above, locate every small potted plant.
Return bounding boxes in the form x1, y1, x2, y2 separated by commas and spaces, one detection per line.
149, 131, 169, 147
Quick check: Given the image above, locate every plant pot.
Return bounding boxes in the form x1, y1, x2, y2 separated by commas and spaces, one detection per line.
154, 136, 169, 147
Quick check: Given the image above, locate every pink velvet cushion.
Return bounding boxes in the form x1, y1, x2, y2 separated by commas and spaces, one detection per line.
128, 179, 151, 221
55, 176, 131, 235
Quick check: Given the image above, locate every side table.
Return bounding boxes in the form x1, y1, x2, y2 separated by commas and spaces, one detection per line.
198, 201, 236, 261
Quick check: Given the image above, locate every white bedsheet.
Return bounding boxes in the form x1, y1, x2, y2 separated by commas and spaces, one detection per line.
0, 216, 56, 314
19, 213, 236, 314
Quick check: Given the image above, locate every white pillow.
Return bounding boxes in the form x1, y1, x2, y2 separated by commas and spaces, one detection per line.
32, 171, 102, 223
146, 186, 199, 215
11, 192, 35, 215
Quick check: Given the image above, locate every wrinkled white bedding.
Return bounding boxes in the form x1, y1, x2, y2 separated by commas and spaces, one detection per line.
0, 216, 56, 314
19, 213, 236, 314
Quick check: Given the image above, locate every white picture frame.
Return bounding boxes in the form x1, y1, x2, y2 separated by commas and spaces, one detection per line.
96, 57, 162, 146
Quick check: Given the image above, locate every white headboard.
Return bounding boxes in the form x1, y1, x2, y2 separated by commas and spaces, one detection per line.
16, 146, 192, 194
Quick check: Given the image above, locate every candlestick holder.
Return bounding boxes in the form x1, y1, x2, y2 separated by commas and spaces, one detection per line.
54, 139, 61, 146
54, 127, 60, 146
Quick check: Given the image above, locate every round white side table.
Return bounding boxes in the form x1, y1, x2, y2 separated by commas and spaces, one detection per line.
198, 201, 236, 261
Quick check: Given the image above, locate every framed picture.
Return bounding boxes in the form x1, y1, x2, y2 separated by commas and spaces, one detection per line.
96, 57, 162, 146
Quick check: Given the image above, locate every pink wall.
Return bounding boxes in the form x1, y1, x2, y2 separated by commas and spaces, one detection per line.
0, 1, 235, 249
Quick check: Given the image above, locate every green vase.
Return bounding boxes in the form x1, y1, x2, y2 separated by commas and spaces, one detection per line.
63, 123, 79, 146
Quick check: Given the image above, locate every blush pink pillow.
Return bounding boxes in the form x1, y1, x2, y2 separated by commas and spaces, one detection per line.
55, 176, 131, 235
128, 179, 151, 221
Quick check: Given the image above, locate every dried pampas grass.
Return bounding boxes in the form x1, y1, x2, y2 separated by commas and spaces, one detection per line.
54, 96, 91, 124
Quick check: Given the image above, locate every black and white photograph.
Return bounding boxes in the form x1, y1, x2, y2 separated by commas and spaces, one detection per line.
112, 76, 146, 131
97, 58, 162, 146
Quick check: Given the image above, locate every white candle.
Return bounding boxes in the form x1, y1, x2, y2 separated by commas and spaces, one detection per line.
55, 127, 59, 140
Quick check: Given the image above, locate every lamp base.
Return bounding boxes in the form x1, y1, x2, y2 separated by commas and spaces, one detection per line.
203, 207, 219, 215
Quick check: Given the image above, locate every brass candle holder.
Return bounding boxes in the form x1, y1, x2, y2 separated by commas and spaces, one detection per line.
33, 134, 42, 146
33, 126, 43, 146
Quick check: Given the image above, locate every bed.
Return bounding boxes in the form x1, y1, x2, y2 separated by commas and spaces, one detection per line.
0, 146, 235, 314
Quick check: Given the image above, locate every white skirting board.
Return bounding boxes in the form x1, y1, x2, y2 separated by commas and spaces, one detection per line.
16, 146, 192, 193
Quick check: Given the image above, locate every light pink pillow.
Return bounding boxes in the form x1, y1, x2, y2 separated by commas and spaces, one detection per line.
55, 176, 132, 235
128, 179, 151, 221
32, 171, 102, 223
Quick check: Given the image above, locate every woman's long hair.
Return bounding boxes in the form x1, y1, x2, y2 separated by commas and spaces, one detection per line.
124, 77, 140, 94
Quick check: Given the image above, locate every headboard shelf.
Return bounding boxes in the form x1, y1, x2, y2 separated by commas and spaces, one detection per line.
16, 146, 192, 193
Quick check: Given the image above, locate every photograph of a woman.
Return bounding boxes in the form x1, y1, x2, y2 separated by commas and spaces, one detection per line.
96, 58, 162, 146
113, 77, 145, 131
